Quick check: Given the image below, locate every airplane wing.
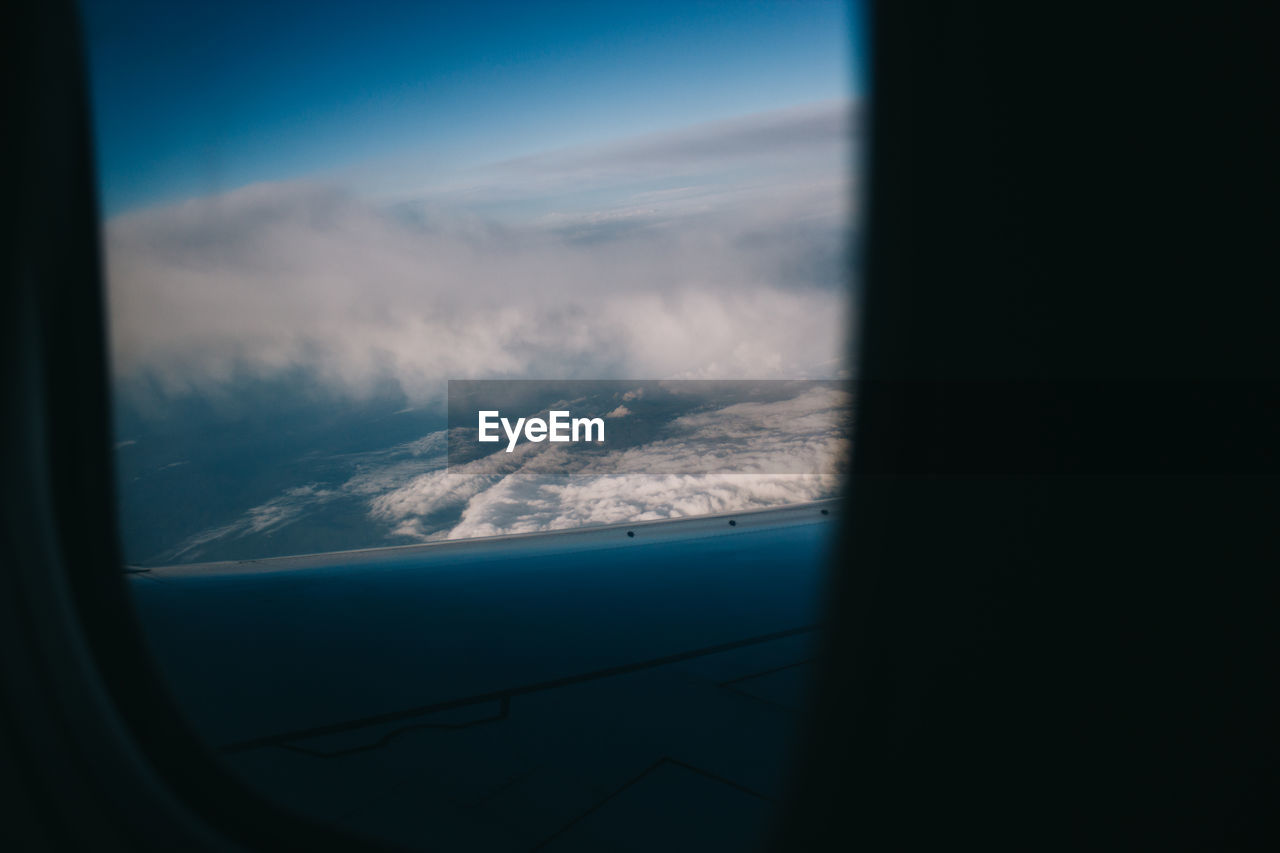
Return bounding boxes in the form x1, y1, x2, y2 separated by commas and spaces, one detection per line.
130, 500, 838, 851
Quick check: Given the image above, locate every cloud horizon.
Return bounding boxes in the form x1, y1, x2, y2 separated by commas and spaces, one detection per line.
104, 100, 859, 411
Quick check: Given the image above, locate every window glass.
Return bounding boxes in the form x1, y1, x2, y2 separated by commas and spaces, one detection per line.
83, 2, 865, 848
84, 0, 861, 562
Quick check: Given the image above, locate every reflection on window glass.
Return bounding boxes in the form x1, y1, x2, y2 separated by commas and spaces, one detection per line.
84, 1, 863, 848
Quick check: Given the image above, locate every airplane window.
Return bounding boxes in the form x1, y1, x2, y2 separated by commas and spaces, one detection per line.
81, 1, 864, 848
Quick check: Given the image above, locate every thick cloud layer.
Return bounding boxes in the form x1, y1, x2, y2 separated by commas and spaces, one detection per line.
104, 100, 857, 406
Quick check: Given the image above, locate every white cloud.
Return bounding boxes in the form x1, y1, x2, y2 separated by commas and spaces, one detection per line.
104, 102, 857, 406
166, 383, 849, 557
443, 472, 838, 540
372, 385, 850, 541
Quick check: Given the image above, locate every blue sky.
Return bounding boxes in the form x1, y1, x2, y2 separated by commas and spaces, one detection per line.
81, 0, 861, 216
